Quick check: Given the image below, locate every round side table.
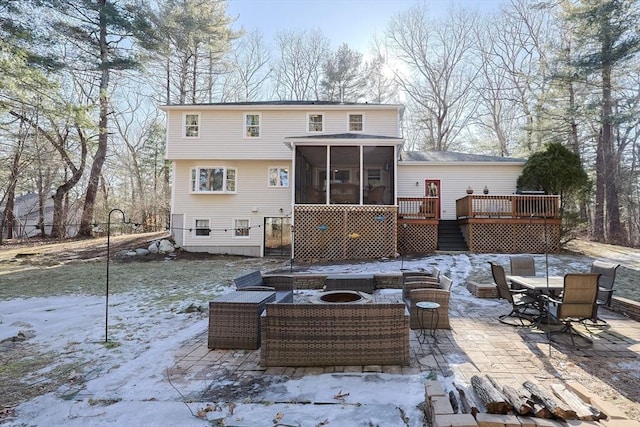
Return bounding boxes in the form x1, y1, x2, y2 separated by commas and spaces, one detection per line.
416, 301, 440, 343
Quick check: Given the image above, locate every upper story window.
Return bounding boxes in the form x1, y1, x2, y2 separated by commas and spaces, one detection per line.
184, 113, 200, 138
348, 113, 364, 132
244, 113, 261, 138
190, 167, 237, 193
268, 167, 289, 187
308, 113, 323, 132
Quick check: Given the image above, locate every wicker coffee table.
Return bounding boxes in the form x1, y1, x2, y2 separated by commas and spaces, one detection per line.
208, 291, 275, 350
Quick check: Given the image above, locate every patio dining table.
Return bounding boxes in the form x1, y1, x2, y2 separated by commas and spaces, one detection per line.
506, 275, 565, 295
506, 275, 566, 324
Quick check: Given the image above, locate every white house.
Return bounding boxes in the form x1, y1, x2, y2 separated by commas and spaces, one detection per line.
161, 101, 558, 260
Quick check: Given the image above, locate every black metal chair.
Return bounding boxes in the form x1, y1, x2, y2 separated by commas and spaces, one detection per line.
509, 255, 536, 290
489, 262, 539, 326
589, 261, 619, 324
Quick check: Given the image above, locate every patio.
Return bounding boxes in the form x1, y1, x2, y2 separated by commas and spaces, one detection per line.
173, 287, 640, 425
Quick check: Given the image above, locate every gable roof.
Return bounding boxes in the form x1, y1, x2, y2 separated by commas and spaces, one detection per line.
400, 150, 526, 165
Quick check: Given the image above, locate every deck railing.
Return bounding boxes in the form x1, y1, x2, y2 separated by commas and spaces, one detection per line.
397, 197, 438, 219
456, 195, 560, 219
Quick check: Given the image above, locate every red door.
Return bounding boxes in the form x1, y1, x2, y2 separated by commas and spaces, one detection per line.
424, 180, 440, 219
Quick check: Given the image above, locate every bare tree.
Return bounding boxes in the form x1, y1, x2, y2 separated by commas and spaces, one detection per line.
272, 29, 330, 100
227, 30, 272, 102
387, 4, 480, 151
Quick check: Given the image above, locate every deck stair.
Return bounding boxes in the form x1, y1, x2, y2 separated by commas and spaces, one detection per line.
437, 220, 468, 251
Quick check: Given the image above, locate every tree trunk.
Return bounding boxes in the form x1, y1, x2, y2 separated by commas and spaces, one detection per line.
79, 0, 110, 237
593, 130, 605, 241
601, 42, 625, 245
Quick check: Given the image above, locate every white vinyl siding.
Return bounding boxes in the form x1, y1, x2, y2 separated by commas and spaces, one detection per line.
173, 159, 292, 251
165, 107, 401, 160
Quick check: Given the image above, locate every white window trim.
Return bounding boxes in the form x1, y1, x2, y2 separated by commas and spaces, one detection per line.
268, 166, 290, 188
190, 166, 238, 194
347, 112, 365, 133
233, 218, 251, 239
193, 218, 211, 238
183, 112, 200, 139
307, 112, 324, 133
243, 112, 261, 139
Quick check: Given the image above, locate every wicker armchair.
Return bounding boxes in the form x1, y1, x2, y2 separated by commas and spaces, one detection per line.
404, 275, 452, 330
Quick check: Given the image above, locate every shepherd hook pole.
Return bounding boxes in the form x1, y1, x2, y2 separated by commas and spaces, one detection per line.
106, 208, 128, 343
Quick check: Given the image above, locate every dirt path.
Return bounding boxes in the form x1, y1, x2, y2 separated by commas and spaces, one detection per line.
0, 232, 169, 266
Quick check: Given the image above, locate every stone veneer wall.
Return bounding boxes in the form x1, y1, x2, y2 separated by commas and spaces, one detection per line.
610, 296, 640, 322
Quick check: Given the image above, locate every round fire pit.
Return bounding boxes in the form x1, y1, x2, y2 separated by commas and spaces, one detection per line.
311, 290, 372, 304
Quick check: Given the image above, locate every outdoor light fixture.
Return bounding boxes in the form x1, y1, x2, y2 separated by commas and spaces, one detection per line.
415, 181, 419, 186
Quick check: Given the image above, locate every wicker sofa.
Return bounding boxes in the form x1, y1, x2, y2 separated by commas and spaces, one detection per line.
403, 275, 452, 330
234, 270, 294, 303
260, 302, 409, 367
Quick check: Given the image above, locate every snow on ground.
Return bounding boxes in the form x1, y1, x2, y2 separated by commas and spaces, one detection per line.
1, 253, 598, 426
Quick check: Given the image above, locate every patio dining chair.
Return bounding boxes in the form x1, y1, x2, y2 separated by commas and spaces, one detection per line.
509, 255, 535, 289
545, 273, 600, 347
589, 261, 620, 324
489, 262, 538, 326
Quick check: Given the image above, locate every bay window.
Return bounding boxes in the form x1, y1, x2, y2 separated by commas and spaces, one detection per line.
190, 167, 237, 193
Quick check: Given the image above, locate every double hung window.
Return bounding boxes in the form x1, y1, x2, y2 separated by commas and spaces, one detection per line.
348, 113, 363, 132
308, 113, 323, 132
191, 167, 237, 193
244, 113, 260, 138
184, 114, 199, 137
234, 219, 250, 237
194, 219, 210, 237
268, 167, 289, 187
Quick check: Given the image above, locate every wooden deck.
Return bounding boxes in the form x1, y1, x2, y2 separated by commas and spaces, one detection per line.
292, 195, 561, 260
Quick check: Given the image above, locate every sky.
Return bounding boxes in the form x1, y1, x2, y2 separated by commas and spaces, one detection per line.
226, 0, 505, 54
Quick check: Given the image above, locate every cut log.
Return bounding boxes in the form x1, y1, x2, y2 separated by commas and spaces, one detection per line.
453, 382, 479, 416
503, 385, 533, 416
471, 375, 512, 414
524, 380, 577, 420
448, 390, 459, 414
550, 384, 602, 421
531, 402, 553, 418
484, 375, 533, 416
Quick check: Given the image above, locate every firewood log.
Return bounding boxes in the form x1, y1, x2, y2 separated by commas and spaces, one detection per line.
453, 382, 479, 416
471, 375, 512, 414
448, 390, 459, 414
502, 385, 533, 416
484, 375, 533, 416
523, 380, 577, 420
550, 384, 602, 421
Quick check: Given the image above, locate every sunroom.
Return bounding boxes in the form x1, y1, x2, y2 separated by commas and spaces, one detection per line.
286, 134, 403, 261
